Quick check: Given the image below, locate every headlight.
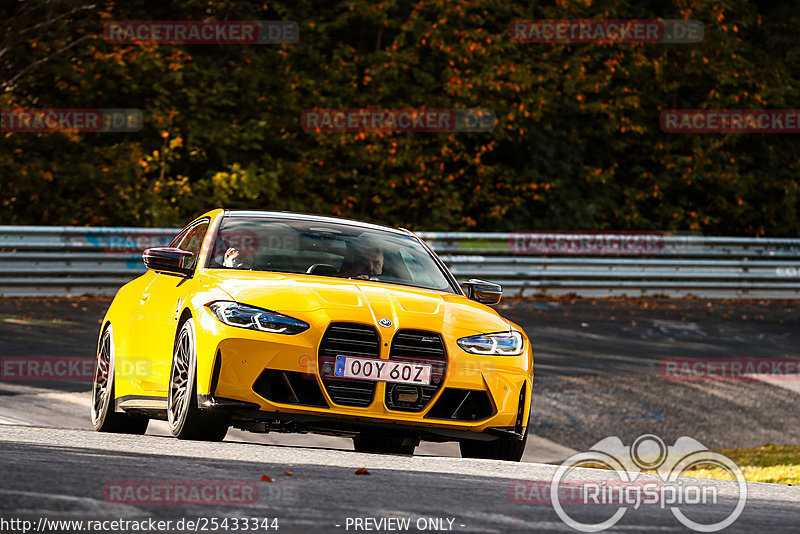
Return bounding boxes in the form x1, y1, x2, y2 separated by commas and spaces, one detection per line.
457, 331, 524, 355
207, 301, 309, 335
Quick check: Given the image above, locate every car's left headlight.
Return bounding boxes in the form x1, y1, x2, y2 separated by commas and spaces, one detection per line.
457, 331, 524, 355
207, 301, 309, 335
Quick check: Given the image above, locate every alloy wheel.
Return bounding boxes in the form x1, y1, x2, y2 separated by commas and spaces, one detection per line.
91, 328, 113, 425
168, 322, 194, 428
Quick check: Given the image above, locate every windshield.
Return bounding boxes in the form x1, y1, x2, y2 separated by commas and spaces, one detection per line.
207, 216, 455, 293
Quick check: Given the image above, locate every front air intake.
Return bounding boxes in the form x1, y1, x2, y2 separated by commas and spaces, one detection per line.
384, 330, 447, 412
318, 323, 380, 407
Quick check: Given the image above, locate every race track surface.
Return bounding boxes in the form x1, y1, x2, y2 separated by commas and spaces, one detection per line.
0, 296, 798, 532
2, 425, 800, 533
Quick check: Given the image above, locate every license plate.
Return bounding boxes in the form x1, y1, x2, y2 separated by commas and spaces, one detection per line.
334, 356, 432, 386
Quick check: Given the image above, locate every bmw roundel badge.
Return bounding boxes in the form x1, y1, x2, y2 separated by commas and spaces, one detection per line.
378, 318, 393, 328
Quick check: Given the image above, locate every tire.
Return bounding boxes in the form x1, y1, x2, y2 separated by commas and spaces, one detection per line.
459, 425, 529, 462
91, 324, 149, 434
167, 317, 229, 441
352, 435, 416, 455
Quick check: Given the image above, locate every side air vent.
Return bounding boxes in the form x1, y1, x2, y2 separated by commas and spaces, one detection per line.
514, 383, 528, 434
385, 330, 447, 412
425, 388, 494, 421
318, 323, 380, 407
253, 369, 328, 408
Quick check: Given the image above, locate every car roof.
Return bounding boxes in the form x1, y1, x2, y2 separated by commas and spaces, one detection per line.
223, 210, 412, 236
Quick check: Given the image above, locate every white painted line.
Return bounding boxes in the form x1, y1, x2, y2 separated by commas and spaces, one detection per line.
748, 375, 800, 395
0, 382, 91, 407
0, 488, 140, 515
0, 415, 31, 425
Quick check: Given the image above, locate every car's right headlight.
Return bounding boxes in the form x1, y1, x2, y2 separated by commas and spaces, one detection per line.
457, 331, 524, 356
207, 301, 309, 335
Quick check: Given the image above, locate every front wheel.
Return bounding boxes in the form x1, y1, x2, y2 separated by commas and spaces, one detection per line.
91, 325, 149, 434
459, 426, 529, 462
167, 317, 229, 441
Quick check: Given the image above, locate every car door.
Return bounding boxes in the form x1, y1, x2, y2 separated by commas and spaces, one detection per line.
136, 218, 210, 396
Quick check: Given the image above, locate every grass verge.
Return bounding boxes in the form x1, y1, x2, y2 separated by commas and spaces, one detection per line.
552, 445, 800, 485
681, 445, 800, 485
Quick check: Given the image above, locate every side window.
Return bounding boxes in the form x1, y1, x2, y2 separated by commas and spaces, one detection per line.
174, 220, 209, 270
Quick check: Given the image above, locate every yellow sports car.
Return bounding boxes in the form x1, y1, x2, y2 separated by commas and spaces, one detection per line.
91, 209, 533, 460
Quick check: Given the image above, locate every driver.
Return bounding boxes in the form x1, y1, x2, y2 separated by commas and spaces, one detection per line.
223, 246, 255, 269
339, 243, 383, 280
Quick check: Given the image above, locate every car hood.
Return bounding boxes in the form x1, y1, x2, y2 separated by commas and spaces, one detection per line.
202, 270, 512, 336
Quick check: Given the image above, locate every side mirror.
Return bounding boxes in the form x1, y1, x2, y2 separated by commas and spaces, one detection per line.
462, 279, 502, 305
143, 247, 194, 277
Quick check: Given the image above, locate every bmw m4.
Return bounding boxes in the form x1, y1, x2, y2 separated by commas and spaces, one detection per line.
91, 209, 533, 461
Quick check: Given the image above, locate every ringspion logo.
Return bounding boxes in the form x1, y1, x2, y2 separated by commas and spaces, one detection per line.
540, 434, 746, 532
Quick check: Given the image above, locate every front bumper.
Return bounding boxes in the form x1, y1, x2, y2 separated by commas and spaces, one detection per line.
193, 310, 533, 438
198, 394, 527, 442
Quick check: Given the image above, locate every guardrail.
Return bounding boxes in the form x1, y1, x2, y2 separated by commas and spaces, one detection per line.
1, 226, 799, 298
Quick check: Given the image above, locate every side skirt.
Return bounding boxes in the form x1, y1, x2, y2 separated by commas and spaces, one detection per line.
116, 395, 168, 420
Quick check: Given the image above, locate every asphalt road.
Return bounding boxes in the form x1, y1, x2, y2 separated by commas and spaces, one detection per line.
2, 425, 799, 533
1, 296, 798, 450
1, 296, 799, 532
